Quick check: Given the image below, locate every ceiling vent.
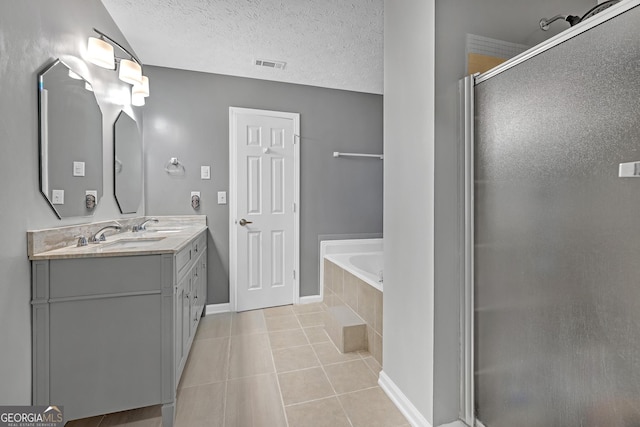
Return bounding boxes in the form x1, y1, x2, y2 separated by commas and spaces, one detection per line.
255, 59, 286, 70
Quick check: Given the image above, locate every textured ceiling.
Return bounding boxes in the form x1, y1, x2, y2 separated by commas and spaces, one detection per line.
101, 0, 384, 94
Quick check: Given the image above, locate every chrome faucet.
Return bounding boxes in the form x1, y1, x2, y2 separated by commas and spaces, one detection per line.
90, 223, 122, 243
132, 217, 159, 232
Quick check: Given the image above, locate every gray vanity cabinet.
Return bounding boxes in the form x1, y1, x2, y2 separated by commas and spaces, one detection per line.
31, 231, 207, 426
173, 232, 207, 385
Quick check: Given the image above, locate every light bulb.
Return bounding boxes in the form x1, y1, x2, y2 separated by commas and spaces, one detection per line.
132, 92, 145, 106
86, 37, 115, 69
119, 59, 142, 85
132, 76, 150, 97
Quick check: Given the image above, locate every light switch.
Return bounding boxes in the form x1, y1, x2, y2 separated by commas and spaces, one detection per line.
217, 191, 227, 205
201, 166, 211, 180
52, 189, 64, 205
73, 161, 85, 177
619, 161, 640, 177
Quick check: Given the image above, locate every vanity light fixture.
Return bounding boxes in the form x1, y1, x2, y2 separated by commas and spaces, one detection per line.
86, 28, 150, 103
131, 93, 145, 106
118, 59, 142, 85
132, 76, 149, 98
86, 36, 115, 69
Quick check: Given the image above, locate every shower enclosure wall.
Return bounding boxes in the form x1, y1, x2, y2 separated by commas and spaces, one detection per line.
464, 2, 640, 426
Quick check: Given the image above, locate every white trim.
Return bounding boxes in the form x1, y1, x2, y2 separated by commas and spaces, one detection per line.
476, 0, 640, 83
378, 371, 432, 427
205, 303, 231, 315
298, 295, 323, 304
475, 420, 487, 427
229, 107, 301, 312
460, 75, 475, 426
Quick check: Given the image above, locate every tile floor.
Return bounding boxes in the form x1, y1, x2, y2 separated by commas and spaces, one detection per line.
66, 303, 409, 427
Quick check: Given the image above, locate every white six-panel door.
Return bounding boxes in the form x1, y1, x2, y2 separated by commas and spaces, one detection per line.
230, 108, 300, 312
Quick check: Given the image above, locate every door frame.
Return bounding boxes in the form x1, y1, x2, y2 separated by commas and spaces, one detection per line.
229, 107, 300, 312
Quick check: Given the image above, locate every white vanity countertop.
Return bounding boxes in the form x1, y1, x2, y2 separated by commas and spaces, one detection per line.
29, 221, 208, 261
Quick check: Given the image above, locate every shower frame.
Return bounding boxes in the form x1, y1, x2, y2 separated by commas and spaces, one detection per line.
458, 1, 640, 425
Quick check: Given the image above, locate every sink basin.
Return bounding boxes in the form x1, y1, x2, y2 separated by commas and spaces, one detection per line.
144, 227, 184, 234
100, 237, 166, 249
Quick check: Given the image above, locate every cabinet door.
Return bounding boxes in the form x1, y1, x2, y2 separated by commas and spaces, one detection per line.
190, 261, 200, 334
181, 274, 191, 368
174, 283, 183, 383
175, 272, 190, 382
200, 249, 207, 312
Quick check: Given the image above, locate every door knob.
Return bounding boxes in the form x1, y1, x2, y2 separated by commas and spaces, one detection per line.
239, 219, 253, 226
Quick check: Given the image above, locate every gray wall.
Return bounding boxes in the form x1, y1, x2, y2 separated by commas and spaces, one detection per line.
432, 0, 595, 425
0, 0, 143, 403
143, 66, 383, 303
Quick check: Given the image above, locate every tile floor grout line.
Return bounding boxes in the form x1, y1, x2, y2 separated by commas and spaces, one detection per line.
272, 342, 315, 352
266, 327, 306, 333
263, 309, 291, 427
222, 315, 236, 426
282, 383, 381, 406
307, 324, 356, 427
177, 376, 228, 390
361, 356, 383, 378
334, 384, 380, 398
275, 357, 359, 376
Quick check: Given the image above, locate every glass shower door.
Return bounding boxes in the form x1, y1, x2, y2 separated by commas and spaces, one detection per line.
473, 4, 640, 427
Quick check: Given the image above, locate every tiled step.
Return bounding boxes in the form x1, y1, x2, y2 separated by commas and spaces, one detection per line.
324, 306, 367, 353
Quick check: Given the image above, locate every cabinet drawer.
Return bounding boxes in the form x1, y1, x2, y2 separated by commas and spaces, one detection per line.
192, 232, 207, 257
175, 245, 193, 281
50, 256, 161, 299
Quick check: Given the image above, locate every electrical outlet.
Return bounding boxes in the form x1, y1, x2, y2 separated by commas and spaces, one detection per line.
191, 191, 201, 210
85, 190, 97, 209
52, 189, 64, 205
201, 166, 211, 180
217, 191, 227, 205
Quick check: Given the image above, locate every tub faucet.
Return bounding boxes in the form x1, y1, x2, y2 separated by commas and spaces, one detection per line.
132, 217, 159, 232
90, 223, 122, 243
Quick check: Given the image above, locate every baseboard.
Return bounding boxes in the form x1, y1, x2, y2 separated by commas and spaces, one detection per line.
475, 420, 486, 427
205, 303, 230, 314
206, 298, 322, 313
299, 295, 323, 304
439, 420, 470, 427
378, 371, 432, 427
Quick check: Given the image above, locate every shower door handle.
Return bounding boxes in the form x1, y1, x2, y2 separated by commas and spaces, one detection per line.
239, 219, 253, 226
